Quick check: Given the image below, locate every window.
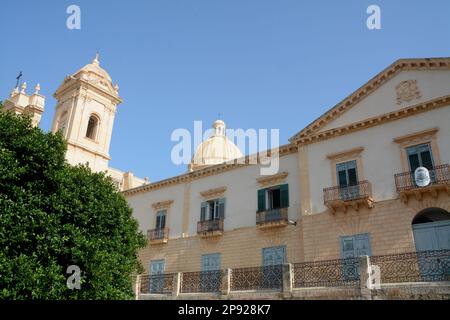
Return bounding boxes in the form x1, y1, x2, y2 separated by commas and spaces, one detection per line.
149, 259, 165, 293
85, 115, 99, 140
262, 246, 286, 266
201, 253, 221, 271
340, 233, 371, 258
336, 160, 358, 188
261, 246, 285, 289
406, 143, 434, 172
155, 210, 166, 230
201, 254, 222, 292
200, 199, 225, 221
335, 160, 360, 201
257, 184, 289, 212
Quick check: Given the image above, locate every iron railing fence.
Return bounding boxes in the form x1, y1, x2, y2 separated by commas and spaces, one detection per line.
293, 257, 360, 288
323, 180, 372, 204
256, 208, 288, 225
370, 250, 450, 283
180, 270, 223, 293
394, 164, 450, 192
138, 250, 450, 295
231, 265, 283, 291
197, 219, 224, 234
140, 273, 175, 294
147, 228, 169, 241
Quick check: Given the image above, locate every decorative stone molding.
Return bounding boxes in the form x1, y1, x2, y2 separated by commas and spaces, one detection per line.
200, 187, 227, 199
326, 147, 365, 161
396, 80, 421, 105
393, 127, 441, 172
122, 143, 297, 197
393, 127, 439, 146
291, 95, 450, 145
152, 200, 174, 210
290, 57, 450, 142
256, 172, 289, 187
327, 147, 365, 186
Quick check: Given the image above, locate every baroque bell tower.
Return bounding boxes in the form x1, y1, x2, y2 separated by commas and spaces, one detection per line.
52, 54, 122, 173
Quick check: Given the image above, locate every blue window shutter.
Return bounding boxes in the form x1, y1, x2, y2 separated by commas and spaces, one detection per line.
200, 202, 207, 221
257, 189, 266, 212
218, 198, 225, 219
280, 184, 289, 208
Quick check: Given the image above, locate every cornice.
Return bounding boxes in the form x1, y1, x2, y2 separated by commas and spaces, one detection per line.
256, 172, 289, 187
200, 187, 227, 199
66, 141, 111, 160
293, 95, 450, 146
326, 147, 365, 161
393, 127, 439, 145
152, 200, 174, 210
54, 77, 122, 105
122, 143, 298, 197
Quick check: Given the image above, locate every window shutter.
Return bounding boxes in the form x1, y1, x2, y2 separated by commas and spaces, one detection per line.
200, 202, 207, 221
218, 198, 225, 219
280, 184, 289, 208
160, 214, 166, 229
257, 189, 266, 212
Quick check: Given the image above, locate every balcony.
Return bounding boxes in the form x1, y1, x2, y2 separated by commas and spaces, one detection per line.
147, 228, 169, 244
256, 208, 289, 228
394, 164, 450, 203
197, 219, 224, 238
323, 180, 374, 214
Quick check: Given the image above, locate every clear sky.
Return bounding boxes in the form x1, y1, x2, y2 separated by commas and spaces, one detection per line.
1, 0, 449, 182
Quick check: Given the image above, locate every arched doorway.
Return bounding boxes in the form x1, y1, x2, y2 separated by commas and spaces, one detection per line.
412, 208, 450, 252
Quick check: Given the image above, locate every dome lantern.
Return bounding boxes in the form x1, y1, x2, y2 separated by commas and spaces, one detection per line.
189, 120, 243, 172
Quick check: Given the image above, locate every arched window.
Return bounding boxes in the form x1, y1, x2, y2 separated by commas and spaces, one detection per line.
412, 207, 450, 252
86, 114, 99, 140
412, 207, 450, 225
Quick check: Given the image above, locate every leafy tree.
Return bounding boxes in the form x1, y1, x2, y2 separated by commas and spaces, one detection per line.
0, 103, 147, 299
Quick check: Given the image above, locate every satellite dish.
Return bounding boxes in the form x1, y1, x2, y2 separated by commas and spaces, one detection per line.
414, 167, 431, 187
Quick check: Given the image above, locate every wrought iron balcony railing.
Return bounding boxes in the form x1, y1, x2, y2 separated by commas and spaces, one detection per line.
197, 218, 224, 236
323, 180, 374, 213
181, 270, 223, 293
371, 250, 450, 283
256, 207, 288, 227
293, 257, 360, 288
394, 164, 450, 192
231, 265, 283, 291
147, 228, 169, 243
140, 273, 174, 294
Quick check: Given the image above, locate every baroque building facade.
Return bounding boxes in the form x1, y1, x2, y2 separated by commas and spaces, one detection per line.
123, 57, 450, 277
3, 56, 450, 280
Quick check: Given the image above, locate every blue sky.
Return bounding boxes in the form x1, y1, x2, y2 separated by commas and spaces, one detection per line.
1, 0, 449, 181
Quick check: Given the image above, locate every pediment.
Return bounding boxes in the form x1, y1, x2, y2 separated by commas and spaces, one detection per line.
290, 58, 450, 143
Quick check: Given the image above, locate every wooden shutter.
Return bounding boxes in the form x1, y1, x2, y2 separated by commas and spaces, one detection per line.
156, 210, 166, 229
257, 189, 266, 212
280, 184, 289, 208
200, 202, 207, 221
218, 198, 225, 219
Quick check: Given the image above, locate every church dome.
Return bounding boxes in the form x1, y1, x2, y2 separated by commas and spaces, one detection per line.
74, 53, 113, 83
189, 120, 244, 171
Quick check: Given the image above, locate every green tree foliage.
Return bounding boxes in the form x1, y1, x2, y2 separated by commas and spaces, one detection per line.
0, 103, 147, 299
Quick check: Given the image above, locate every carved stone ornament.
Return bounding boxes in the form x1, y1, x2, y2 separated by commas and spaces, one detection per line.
396, 80, 421, 105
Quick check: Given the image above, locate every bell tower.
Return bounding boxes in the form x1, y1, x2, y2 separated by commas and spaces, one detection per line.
52, 54, 122, 173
